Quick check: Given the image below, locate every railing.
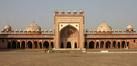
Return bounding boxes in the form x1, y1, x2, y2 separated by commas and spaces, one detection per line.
85, 31, 137, 34
1, 28, 137, 35
0, 31, 54, 34
85, 28, 137, 34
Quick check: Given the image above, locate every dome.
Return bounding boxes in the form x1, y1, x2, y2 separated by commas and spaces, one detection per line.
4, 25, 11, 29
126, 24, 134, 32
97, 22, 112, 32
25, 21, 41, 32
127, 25, 133, 29
2, 25, 12, 32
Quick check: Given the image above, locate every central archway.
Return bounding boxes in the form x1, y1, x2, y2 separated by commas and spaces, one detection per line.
60, 25, 79, 48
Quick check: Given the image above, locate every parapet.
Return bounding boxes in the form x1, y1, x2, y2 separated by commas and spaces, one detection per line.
55, 10, 84, 16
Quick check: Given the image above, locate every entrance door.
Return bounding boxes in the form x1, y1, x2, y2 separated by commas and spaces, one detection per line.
67, 42, 71, 48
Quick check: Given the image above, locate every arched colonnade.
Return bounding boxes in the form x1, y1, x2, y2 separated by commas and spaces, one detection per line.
7, 40, 54, 49
85, 40, 129, 49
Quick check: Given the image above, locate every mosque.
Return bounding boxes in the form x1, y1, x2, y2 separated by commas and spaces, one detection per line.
0, 10, 137, 50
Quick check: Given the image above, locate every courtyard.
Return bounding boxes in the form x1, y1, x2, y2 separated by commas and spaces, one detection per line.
0, 49, 137, 66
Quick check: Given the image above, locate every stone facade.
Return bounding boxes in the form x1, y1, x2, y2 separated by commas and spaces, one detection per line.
0, 10, 137, 49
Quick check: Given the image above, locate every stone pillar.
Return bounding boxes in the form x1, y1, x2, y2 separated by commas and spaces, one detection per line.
71, 42, 74, 49
41, 41, 43, 49
38, 41, 40, 49
126, 41, 128, 48
124, 41, 127, 48
95, 40, 99, 49
19, 42, 21, 49
120, 42, 122, 49
94, 41, 97, 49
98, 42, 100, 49
25, 41, 27, 49
17, 40, 20, 49
32, 41, 34, 49
94, 42, 96, 49
49, 41, 51, 49
110, 41, 113, 49
103, 41, 106, 49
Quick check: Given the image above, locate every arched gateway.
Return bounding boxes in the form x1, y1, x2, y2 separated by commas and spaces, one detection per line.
60, 25, 79, 48
54, 10, 85, 49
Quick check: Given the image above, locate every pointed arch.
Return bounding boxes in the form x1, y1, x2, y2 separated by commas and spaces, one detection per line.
118, 42, 121, 48
67, 41, 71, 48
21, 41, 25, 49
113, 41, 116, 48
34, 41, 38, 48
60, 24, 79, 31
12, 40, 16, 49
43, 41, 49, 48
89, 41, 94, 49
39, 42, 42, 49
106, 41, 111, 48
96, 42, 99, 48
27, 41, 32, 49
122, 41, 126, 48
100, 41, 104, 48
17, 42, 20, 49
60, 25, 79, 48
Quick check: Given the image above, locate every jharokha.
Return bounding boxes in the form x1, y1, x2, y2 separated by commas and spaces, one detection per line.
0, 10, 137, 50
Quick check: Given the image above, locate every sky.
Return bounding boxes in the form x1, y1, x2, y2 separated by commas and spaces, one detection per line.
0, 0, 137, 30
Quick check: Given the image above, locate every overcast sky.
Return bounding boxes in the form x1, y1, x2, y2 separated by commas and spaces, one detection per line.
0, 0, 137, 30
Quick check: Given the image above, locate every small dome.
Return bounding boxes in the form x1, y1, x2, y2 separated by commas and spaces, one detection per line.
25, 21, 41, 32
126, 24, 134, 32
127, 25, 133, 29
2, 25, 12, 32
97, 21, 112, 32
4, 25, 11, 29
